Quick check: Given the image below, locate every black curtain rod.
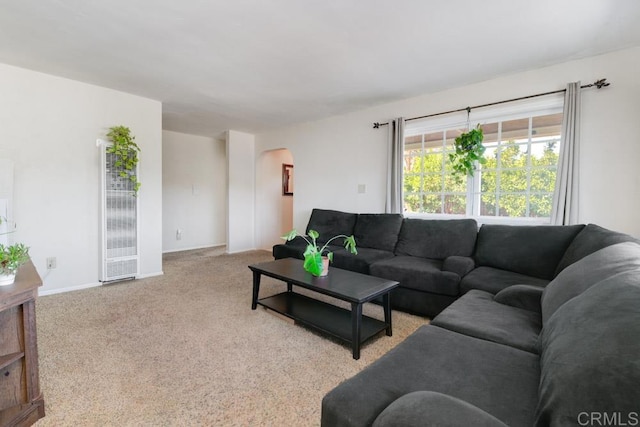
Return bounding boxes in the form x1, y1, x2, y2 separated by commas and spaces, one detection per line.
372, 78, 610, 129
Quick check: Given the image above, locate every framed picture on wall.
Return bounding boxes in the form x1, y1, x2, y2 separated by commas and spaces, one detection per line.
282, 164, 293, 196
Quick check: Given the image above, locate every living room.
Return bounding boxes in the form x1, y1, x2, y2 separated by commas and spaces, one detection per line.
1, 1, 639, 425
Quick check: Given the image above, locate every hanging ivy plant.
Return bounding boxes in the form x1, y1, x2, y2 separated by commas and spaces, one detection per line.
106, 125, 141, 194
449, 124, 486, 182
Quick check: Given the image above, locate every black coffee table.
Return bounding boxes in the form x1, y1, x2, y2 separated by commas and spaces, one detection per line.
248, 258, 399, 359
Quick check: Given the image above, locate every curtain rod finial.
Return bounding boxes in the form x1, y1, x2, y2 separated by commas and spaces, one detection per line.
373, 122, 380, 129
594, 78, 610, 89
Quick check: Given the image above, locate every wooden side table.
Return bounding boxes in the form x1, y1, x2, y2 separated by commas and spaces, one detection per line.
0, 260, 45, 426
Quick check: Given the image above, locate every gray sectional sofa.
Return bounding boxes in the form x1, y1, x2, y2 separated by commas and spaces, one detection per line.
272, 208, 640, 426
272, 208, 635, 317
321, 241, 640, 426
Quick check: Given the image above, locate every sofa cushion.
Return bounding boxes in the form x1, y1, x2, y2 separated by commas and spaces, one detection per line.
554, 223, 639, 275
535, 269, 640, 426
389, 287, 457, 318
305, 208, 357, 244
372, 391, 509, 427
395, 218, 478, 259
353, 213, 403, 252
442, 256, 475, 277
460, 266, 549, 295
493, 284, 543, 313
431, 290, 541, 353
541, 241, 640, 324
370, 256, 460, 296
474, 224, 584, 280
330, 247, 395, 275
321, 325, 540, 427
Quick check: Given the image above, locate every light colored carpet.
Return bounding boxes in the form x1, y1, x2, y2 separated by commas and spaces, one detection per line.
35, 248, 428, 426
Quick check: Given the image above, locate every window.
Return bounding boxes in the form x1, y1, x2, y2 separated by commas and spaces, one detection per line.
404, 127, 468, 215
403, 101, 563, 222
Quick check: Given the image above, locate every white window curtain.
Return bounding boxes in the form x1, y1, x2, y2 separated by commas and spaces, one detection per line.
385, 117, 404, 214
551, 82, 581, 225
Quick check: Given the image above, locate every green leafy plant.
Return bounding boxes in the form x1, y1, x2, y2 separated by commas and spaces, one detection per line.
282, 229, 357, 276
449, 124, 486, 182
0, 217, 29, 276
0, 243, 29, 276
107, 125, 141, 194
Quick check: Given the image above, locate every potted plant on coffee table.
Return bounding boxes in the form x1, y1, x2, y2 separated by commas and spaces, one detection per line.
282, 229, 357, 277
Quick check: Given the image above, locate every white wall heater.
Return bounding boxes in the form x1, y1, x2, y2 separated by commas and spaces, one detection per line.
100, 142, 139, 282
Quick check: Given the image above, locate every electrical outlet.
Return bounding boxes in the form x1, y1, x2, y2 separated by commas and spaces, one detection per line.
176, 229, 182, 240
46, 257, 57, 269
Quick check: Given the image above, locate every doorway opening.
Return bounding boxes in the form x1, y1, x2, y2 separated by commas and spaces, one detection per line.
257, 148, 293, 249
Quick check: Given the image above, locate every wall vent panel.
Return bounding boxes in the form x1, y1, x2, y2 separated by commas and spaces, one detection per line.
100, 146, 139, 282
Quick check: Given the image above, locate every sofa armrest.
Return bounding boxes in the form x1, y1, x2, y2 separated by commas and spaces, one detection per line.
283, 236, 308, 246
494, 284, 543, 313
273, 236, 309, 260
372, 391, 508, 427
442, 256, 475, 277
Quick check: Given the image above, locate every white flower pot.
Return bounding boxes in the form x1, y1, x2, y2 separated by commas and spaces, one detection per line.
0, 273, 16, 286
320, 256, 330, 276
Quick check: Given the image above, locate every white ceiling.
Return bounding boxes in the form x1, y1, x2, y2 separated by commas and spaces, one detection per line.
1, 0, 640, 138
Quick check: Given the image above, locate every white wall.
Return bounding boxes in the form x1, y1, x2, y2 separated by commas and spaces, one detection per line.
255, 149, 293, 249
0, 63, 163, 294
255, 47, 640, 241
256, 120, 382, 238
162, 130, 226, 252
226, 130, 255, 253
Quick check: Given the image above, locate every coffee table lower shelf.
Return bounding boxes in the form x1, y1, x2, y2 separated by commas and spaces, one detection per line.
257, 292, 388, 350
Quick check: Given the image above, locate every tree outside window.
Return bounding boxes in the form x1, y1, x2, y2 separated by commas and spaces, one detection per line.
403, 111, 562, 221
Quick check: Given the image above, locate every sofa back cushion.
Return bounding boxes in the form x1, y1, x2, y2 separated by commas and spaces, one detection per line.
535, 269, 640, 426
554, 223, 638, 276
306, 208, 357, 244
353, 214, 403, 252
474, 224, 584, 280
395, 219, 477, 259
541, 241, 640, 324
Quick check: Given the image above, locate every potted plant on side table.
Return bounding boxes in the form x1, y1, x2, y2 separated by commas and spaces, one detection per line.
282, 229, 357, 277
0, 217, 30, 286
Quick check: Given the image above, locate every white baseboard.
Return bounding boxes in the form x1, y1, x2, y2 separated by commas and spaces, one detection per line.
137, 271, 164, 279
226, 247, 258, 254
38, 270, 164, 297
162, 243, 226, 254
39, 281, 102, 297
